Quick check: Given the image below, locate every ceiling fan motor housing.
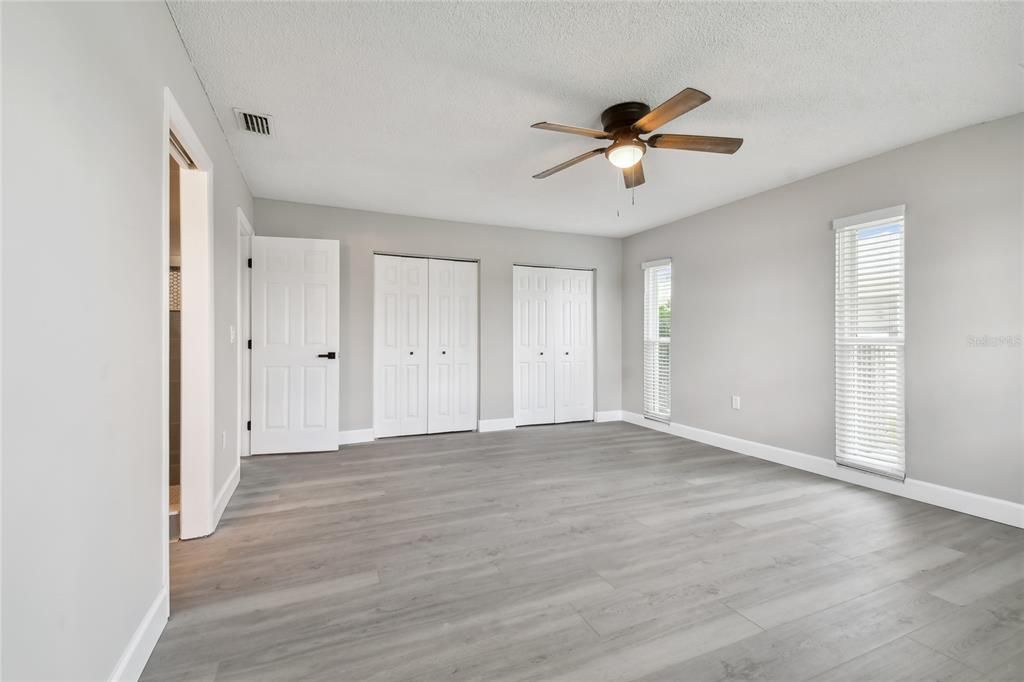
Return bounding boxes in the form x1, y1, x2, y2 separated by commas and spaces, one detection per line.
600, 101, 651, 135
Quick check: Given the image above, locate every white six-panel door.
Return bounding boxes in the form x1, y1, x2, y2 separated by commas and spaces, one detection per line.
428, 259, 479, 433
251, 236, 339, 454
514, 265, 594, 426
554, 269, 594, 423
513, 266, 556, 425
373, 255, 429, 437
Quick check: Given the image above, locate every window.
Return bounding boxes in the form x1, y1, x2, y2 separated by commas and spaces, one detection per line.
833, 205, 906, 479
643, 259, 672, 421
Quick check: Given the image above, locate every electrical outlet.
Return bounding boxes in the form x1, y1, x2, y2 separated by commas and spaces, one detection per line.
731, 396, 741, 410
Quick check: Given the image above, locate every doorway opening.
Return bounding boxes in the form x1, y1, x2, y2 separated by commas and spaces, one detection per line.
167, 147, 184, 541
162, 88, 216, 606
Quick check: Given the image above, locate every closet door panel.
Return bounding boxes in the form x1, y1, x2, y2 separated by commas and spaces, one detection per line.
554, 269, 594, 423
400, 257, 429, 435
379, 255, 477, 438
428, 259, 455, 433
373, 255, 404, 438
513, 266, 555, 425
451, 260, 479, 431
429, 259, 478, 433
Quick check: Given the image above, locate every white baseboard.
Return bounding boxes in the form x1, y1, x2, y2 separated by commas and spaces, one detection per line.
478, 418, 516, 432
108, 587, 168, 681
594, 410, 624, 422
339, 428, 375, 446
212, 459, 240, 530
620, 411, 1024, 529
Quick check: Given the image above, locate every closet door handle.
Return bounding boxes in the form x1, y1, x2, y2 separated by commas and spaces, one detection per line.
317, 352, 337, 359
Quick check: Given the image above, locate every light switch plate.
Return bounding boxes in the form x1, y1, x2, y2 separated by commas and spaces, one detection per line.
731, 396, 741, 410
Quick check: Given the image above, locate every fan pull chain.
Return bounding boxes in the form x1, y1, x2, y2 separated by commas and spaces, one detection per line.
615, 169, 622, 218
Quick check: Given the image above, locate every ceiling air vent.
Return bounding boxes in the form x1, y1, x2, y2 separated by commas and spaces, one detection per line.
233, 109, 273, 136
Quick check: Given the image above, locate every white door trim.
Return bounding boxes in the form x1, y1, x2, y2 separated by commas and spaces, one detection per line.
162, 87, 217, 553
237, 208, 254, 458
178, 167, 215, 541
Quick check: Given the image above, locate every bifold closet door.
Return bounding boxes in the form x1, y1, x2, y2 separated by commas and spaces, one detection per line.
373, 255, 429, 437
428, 259, 478, 433
553, 268, 594, 423
513, 265, 594, 426
513, 266, 556, 425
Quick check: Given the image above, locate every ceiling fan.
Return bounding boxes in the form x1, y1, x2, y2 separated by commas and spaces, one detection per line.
530, 87, 743, 189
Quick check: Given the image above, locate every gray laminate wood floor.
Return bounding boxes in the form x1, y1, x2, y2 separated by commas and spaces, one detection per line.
142, 422, 1024, 681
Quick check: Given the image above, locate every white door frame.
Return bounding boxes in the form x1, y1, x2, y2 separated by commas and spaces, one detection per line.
162, 87, 216, 570
237, 208, 254, 458
512, 263, 597, 426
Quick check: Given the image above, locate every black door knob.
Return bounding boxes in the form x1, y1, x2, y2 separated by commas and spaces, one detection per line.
441, 350, 447, 355
409, 351, 414, 355
317, 352, 337, 359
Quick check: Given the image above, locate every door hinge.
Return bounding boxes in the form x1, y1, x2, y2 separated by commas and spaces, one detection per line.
247, 339, 252, 350
246, 420, 251, 431
247, 258, 252, 269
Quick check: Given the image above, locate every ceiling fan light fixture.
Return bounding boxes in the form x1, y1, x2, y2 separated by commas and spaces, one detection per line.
530, 88, 743, 188
605, 140, 645, 169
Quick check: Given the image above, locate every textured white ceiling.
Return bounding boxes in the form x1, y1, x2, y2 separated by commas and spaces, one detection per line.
168, 2, 1023, 237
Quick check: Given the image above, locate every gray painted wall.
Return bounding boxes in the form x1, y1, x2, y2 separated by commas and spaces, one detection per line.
255, 200, 623, 430
622, 114, 1024, 504
2, 3, 252, 678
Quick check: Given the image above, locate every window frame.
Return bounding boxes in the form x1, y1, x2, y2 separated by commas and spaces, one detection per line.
642, 258, 672, 423
832, 204, 907, 480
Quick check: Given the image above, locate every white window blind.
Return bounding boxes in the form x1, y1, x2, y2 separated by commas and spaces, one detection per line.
643, 259, 672, 422
833, 206, 906, 479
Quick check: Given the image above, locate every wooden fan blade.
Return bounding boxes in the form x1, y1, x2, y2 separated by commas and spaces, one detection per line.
531, 122, 609, 139
648, 134, 744, 154
632, 88, 710, 134
532, 148, 606, 179
623, 161, 645, 189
